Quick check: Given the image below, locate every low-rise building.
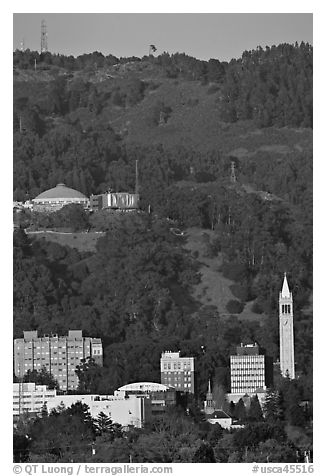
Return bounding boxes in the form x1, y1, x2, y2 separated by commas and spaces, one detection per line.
46, 393, 150, 429
13, 384, 150, 429
13, 382, 56, 416
33, 183, 89, 212
206, 410, 233, 429
90, 192, 139, 211
116, 382, 176, 416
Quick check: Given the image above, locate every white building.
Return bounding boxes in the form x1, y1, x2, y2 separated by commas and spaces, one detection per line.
13, 383, 56, 416
32, 183, 89, 212
206, 410, 233, 429
45, 393, 150, 429
230, 343, 267, 394
13, 383, 150, 429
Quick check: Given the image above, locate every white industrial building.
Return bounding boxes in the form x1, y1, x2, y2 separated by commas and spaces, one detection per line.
13, 384, 151, 428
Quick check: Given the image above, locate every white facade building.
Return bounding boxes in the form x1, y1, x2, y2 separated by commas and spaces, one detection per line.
13, 384, 150, 428
13, 383, 56, 416
46, 393, 150, 428
230, 343, 266, 394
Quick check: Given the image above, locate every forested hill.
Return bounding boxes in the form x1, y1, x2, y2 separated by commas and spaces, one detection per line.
13, 43, 313, 394
14, 42, 312, 202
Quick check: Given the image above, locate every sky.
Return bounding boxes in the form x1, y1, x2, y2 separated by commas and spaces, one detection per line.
13, 12, 313, 62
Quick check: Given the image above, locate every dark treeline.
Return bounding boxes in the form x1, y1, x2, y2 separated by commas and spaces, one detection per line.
220, 42, 312, 127
14, 48, 226, 82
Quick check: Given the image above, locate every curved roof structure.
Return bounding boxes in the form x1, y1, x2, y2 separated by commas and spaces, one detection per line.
118, 382, 175, 393
34, 183, 87, 201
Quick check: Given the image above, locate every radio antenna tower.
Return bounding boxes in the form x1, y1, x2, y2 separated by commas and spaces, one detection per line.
230, 161, 237, 183
20, 38, 25, 52
41, 19, 48, 53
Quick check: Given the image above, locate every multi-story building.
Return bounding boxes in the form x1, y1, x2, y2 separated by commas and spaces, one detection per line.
14, 330, 103, 391
160, 351, 195, 393
13, 382, 56, 417
230, 343, 269, 395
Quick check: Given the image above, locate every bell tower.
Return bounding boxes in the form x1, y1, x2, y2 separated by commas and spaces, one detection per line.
279, 273, 295, 379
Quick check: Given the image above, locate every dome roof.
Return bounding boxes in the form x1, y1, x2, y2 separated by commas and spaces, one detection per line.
34, 183, 87, 200
118, 382, 174, 392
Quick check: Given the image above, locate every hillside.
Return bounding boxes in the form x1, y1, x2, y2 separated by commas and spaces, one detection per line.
13, 45, 313, 384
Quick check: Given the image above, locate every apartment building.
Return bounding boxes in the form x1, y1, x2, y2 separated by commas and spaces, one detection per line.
14, 330, 103, 391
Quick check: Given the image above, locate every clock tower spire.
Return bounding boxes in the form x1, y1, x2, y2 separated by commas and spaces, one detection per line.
279, 273, 295, 379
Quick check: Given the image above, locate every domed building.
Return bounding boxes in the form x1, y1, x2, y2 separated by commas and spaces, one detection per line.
33, 183, 89, 212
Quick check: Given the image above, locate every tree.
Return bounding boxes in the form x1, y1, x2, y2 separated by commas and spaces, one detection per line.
22, 368, 59, 390
263, 389, 284, 423
234, 398, 247, 422
192, 442, 216, 462
95, 412, 123, 440
28, 402, 96, 461
149, 45, 157, 56
75, 358, 109, 394
248, 395, 264, 422
53, 204, 89, 232
13, 433, 30, 462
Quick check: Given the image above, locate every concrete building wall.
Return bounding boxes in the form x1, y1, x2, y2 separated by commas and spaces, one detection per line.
160, 351, 195, 393
13, 383, 56, 416
46, 394, 150, 428
14, 330, 103, 391
230, 353, 266, 394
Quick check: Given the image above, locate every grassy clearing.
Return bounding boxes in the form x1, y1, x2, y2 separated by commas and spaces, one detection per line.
30, 231, 105, 253
184, 227, 265, 322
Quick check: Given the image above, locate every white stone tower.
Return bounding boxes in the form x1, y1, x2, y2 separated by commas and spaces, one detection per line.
279, 273, 295, 379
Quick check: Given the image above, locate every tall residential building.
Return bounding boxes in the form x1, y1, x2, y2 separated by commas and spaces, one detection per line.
230, 343, 268, 394
160, 351, 195, 393
14, 330, 103, 391
279, 273, 295, 379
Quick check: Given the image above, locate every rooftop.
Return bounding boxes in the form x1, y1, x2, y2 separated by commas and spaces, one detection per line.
34, 183, 87, 201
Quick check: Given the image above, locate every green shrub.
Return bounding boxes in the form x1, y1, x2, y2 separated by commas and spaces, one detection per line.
226, 299, 244, 314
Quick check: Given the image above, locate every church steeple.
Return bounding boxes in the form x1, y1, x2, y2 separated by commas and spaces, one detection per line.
204, 379, 215, 414
279, 273, 295, 379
